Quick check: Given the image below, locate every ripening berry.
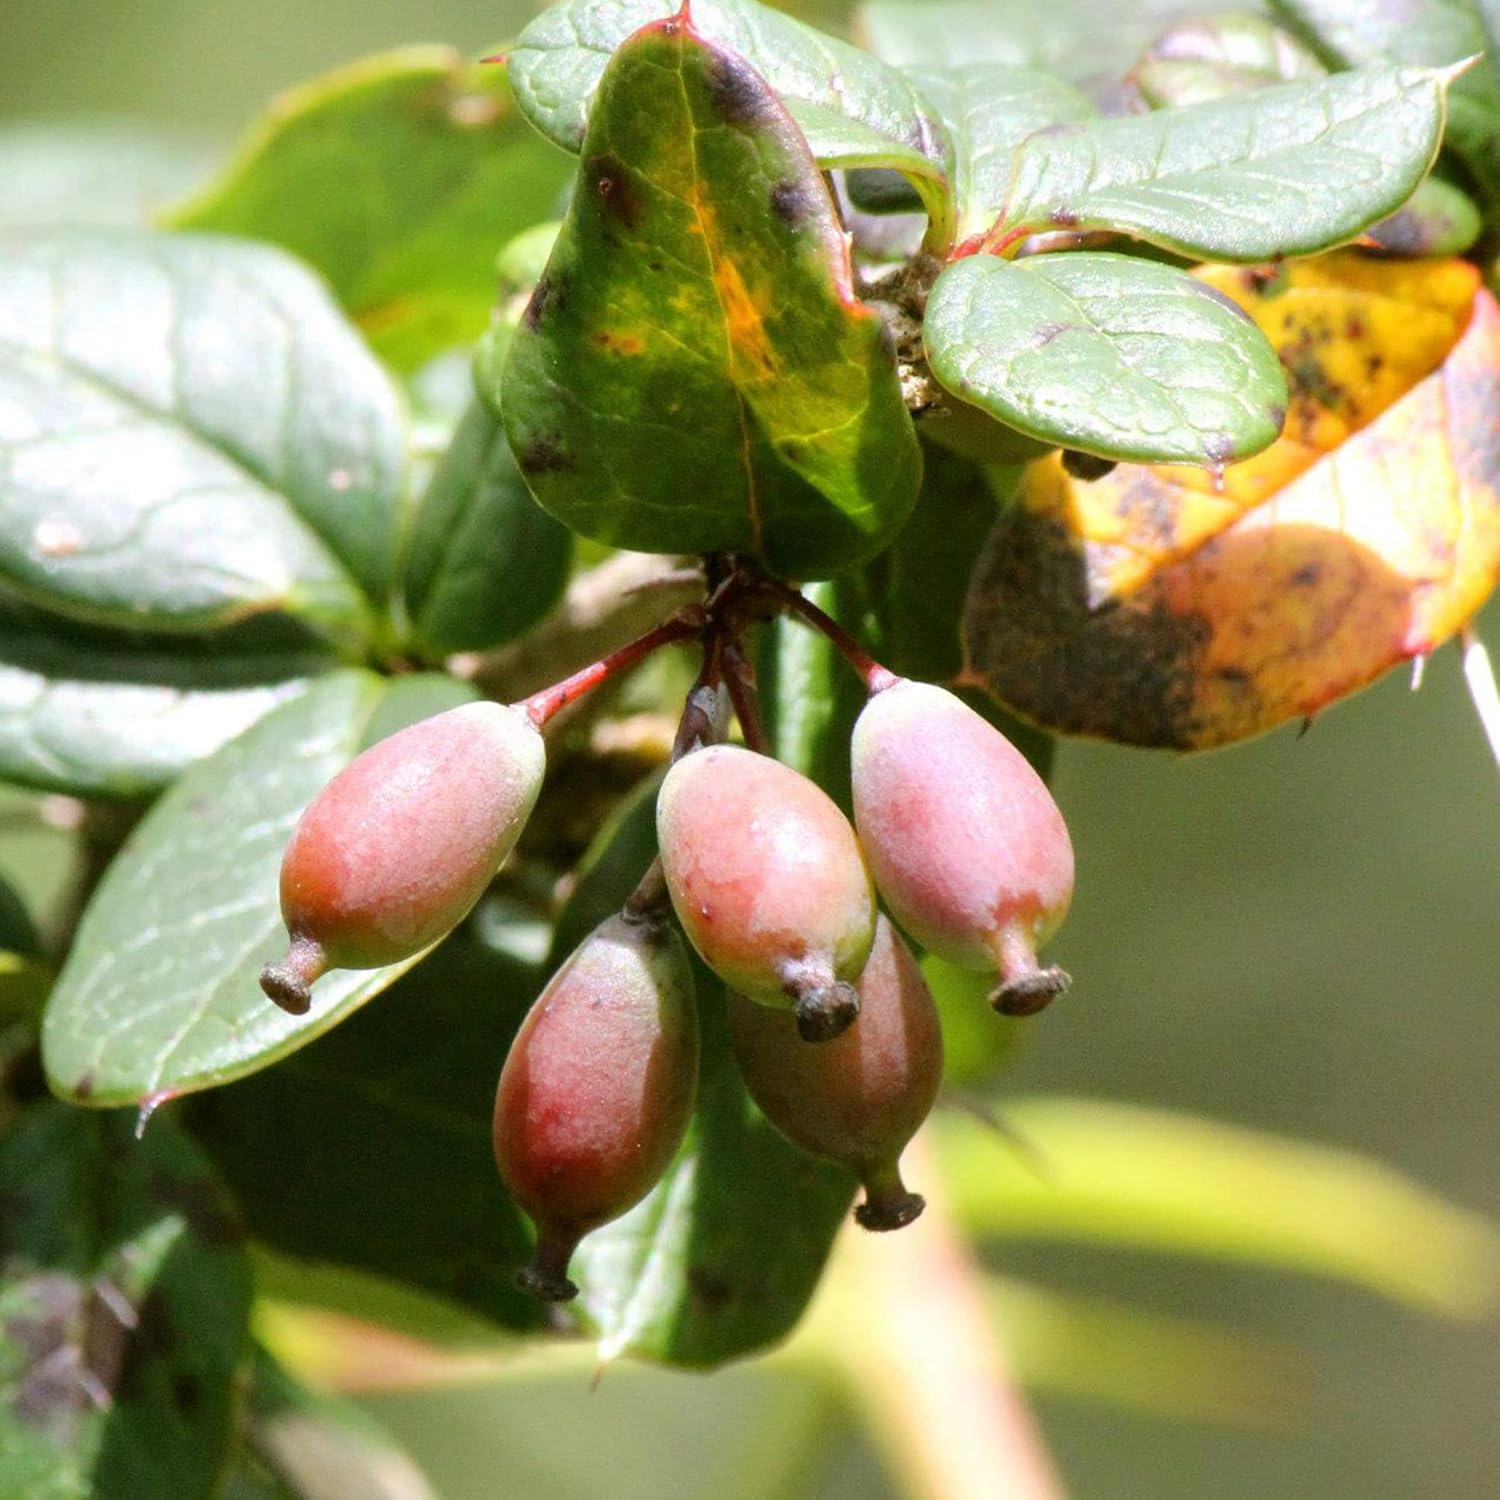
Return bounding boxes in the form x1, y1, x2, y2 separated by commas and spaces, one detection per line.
493, 910, 699, 1302
656, 745, 876, 1042
259, 701, 545, 1014
851, 680, 1074, 1015
728, 915, 942, 1230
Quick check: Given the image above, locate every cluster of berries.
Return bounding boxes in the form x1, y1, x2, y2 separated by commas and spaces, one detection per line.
260, 597, 1073, 1304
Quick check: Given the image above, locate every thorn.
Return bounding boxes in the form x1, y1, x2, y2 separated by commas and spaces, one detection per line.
135, 1090, 178, 1138
1297, 715, 1316, 739
479, 52, 507, 65
1410, 653, 1427, 691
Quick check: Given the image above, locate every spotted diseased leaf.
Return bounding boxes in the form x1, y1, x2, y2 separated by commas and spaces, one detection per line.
167, 49, 572, 373
1268, 0, 1500, 206
962, 258, 1500, 748
924, 252, 1288, 467
506, 0, 953, 220
0, 1104, 251, 1500
0, 233, 407, 647
499, 16, 920, 578
40, 671, 474, 1107
988, 63, 1452, 261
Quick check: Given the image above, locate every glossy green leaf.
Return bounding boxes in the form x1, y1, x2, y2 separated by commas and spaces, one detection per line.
500, 17, 920, 578
506, 0, 951, 186
992, 64, 1452, 260
546, 764, 854, 1366
0, 604, 328, 798
167, 49, 572, 373
188, 919, 544, 1332
1269, 0, 1500, 204
938, 1098, 1500, 1316
0, 232, 408, 645
925, 253, 1288, 466
0, 122, 215, 232
403, 396, 572, 659
40, 671, 474, 1108
0, 1103, 252, 1498
907, 65, 1096, 245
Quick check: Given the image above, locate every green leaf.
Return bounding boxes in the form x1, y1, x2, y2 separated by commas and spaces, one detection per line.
0, 604, 330, 798
1367, 173, 1484, 255
991, 64, 1452, 261
0, 232, 409, 645
506, 0, 952, 191
402, 396, 572, 660
0, 122, 215, 232
906, 65, 1096, 244
40, 671, 474, 1108
925, 253, 1288, 467
546, 766, 854, 1366
0, 1103, 252, 1498
167, 49, 573, 374
938, 1098, 1500, 1316
1133, 13, 1327, 109
1269, 0, 1500, 205
499, 16, 920, 579
188, 918, 544, 1333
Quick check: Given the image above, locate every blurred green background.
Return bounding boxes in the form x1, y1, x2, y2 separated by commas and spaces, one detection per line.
3, 2, 1499, 1496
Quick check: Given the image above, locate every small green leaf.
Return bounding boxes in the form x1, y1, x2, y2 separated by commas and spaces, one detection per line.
507, 0, 951, 186
1367, 173, 1484, 255
402, 396, 572, 659
188, 919, 545, 1332
0, 603, 330, 798
925, 253, 1288, 466
40, 671, 474, 1107
1134, 13, 1327, 109
907, 65, 1096, 244
0, 232, 409, 643
993, 64, 1452, 260
0, 1103, 252, 1498
500, 17, 920, 578
938, 1099, 1500, 1316
167, 49, 573, 373
1269, 0, 1500, 205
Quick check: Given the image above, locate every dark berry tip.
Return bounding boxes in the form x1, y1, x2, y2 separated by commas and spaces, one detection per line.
793, 980, 861, 1042
259, 962, 311, 1015
515, 1262, 580, 1303
991, 965, 1072, 1017
855, 1189, 925, 1232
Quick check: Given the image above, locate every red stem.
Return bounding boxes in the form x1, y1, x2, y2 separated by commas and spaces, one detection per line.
778, 588, 900, 696
723, 640, 770, 754
519, 608, 704, 729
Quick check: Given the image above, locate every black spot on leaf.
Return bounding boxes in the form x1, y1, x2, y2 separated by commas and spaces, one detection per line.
521, 435, 577, 475
1202, 431, 1235, 465
770, 179, 817, 228
704, 52, 773, 127
584, 153, 643, 231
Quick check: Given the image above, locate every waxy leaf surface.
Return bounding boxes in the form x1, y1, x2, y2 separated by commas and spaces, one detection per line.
0, 1104, 251, 1499
991, 64, 1450, 260
168, 49, 572, 372
925, 253, 1287, 466
1269, 0, 1500, 204
962, 259, 1500, 748
0, 602, 327, 797
0, 233, 407, 646
41, 672, 474, 1106
910, 65, 1096, 245
500, 17, 920, 577
507, 0, 951, 185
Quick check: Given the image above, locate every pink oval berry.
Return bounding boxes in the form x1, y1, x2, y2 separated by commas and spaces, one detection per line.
728, 915, 942, 1230
657, 744, 875, 1041
260, 701, 545, 1013
494, 910, 699, 1302
851, 681, 1073, 1014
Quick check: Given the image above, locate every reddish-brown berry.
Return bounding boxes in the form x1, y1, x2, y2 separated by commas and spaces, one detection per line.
494, 910, 699, 1301
260, 701, 545, 1014
656, 745, 876, 1042
728, 915, 942, 1230
851, 680, 1074, 1014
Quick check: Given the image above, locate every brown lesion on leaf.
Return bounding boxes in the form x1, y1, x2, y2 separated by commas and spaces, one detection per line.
769, 179, 818, 229
519, 435, 578, 475
523, 273, 568, 332
590, 329, 646, 356
702, 50, 776, 128
584, 153, 644, 232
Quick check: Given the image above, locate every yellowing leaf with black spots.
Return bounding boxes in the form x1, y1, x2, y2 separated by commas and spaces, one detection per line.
962, 280, 1500, 749
496, 15, 920, 579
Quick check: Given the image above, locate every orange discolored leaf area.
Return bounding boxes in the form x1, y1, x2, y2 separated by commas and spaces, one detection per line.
962, 254, 1500, 750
